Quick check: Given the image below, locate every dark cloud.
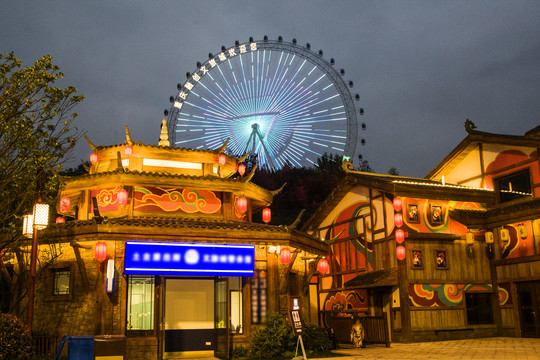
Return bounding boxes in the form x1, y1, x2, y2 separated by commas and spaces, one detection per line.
2, 0, 539, 177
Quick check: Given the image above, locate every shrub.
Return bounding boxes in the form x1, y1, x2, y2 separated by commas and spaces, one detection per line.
231, 344, 249, 359
0, 313, 34, 360
302, 323, 335, 353
248, 313, 295, 359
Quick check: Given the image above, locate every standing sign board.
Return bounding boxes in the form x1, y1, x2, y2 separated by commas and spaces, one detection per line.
289, 297, 307, 360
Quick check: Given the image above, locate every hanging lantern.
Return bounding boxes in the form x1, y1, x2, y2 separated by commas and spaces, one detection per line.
466, 231, 475, 246
237, 196, 247, 214
33, 203, 50, 230
317, 258, 329, 274
396, 245, 406, 260
238, 164, 246, 176
59, 196, 71, 213
280, 248, 291, 264
518, 224, 528, 239
56, 217, 65, 224
393, 197, 402, 212
90, 153, 98, 164
218, 154, 226, 165
500, 228, 510, 242
394, 213, 403, 228
124, 146, 133, 156
485, 231, 494, 244
117, 189, 128, 206
95, 241, 107, 261
395, 229, 405, 244
23, 214, 34, 238
262, 208, 271, 223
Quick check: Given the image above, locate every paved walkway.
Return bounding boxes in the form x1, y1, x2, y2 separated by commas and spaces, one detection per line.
310, 337, 540, 360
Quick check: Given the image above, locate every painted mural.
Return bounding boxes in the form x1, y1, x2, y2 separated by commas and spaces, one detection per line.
402, 199, 485, 234
321, 289, 368, 327
324, 202, 374, 274
409, 283, 510, 307
500, 221, 534, 259
133, 187, 222, 214
91, 187, 122, 212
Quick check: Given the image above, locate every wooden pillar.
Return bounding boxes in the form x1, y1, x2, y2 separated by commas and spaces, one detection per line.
397, 255, 411, 342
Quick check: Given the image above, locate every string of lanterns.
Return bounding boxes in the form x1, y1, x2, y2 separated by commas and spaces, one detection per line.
393, 197, 406, 261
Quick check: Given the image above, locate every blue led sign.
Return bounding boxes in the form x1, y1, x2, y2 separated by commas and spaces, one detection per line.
124, 241, 255, 276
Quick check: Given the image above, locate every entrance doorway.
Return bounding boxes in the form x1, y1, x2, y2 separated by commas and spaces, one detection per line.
163, 278, 230, 359
517, 281, 540, 338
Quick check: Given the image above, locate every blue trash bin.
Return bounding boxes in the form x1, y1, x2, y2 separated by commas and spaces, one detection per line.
55, 336, 94, 360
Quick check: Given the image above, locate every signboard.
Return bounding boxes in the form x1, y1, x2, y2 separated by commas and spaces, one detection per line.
124, 241, 254, 276
290, 309, 304, 336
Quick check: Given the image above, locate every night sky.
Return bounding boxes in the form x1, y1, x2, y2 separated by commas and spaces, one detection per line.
3, 1, 540, 177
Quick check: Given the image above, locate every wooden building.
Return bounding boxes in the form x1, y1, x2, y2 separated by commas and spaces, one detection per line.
31, 123, 327, 360
302, 121, 540, 342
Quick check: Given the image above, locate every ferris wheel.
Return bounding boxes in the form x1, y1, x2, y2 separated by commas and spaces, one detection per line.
166, 36, 364, 169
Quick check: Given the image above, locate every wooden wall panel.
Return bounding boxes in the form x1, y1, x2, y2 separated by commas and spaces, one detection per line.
410, 309, 465, 329
500, 308, 515, 327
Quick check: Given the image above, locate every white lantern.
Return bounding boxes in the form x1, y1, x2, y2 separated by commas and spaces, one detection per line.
485, 231, 494, 244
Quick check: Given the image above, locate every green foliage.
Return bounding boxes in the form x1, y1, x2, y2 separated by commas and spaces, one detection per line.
231, 344, 249, 359
302, 323, 335, 353
246, 313, 334, 359
247, 313, 295, 359
0, 51, 85, 236
0, 312, 34, 360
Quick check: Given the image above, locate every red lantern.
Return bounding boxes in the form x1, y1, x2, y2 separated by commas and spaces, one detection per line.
262, 208, 271, 223
280, 248, 291, 264
394, 213, 404, 227
237, 196, 247, 214
117, 189, 128, 206
238, 164, 246, 176
218, 154, 226, 165
56, 217, 65, 224
393, 197, 402, 212
395, 229, 405, 244
317, 258, 329, 274
90, 153, 98, 164
59, 196, 70, 213
124, 146, 133, 156
396, 245, 406, 260
95, 241, 107, 261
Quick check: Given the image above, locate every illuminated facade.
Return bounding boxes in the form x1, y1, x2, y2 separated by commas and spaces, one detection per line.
32, 123, 327, 359
303, 121, 540, 342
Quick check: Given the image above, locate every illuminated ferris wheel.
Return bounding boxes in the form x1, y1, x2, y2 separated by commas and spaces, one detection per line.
166, 36, 364, 169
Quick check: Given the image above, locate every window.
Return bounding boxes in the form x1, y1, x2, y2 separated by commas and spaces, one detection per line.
496, 169, 531, 203
127, 276, 155, 334
230, 277, 243, 334
52, 268, 71, 295
251, 266, 267, 324
465, 292, 493, 324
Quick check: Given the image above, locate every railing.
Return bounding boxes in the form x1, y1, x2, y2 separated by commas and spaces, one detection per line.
33, 335, 58, 355
328, 313, 390, 347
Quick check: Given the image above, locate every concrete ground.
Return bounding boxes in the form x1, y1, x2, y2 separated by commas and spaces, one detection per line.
309, 337, 540, 360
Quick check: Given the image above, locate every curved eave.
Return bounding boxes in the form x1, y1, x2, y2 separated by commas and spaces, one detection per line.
61, 169, 274, 204
42, 218, 328, 255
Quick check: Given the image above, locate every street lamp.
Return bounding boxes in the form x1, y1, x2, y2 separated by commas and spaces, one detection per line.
23, 201, 50, 335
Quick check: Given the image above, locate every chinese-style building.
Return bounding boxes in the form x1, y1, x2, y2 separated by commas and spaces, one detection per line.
302, 120, 540, 342
24, 120, 540, 359
31, 122, 327, 359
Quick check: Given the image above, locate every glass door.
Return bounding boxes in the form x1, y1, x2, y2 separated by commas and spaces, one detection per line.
215, 277, 230, 359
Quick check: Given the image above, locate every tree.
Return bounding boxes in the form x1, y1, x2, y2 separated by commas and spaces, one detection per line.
0, 52, 84, 314
388, 167, 400, 176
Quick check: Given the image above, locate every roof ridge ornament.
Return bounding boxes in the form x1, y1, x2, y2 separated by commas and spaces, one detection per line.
159, 118, 170, 147
125, 125, 135, 146
465, 118, 477, 134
